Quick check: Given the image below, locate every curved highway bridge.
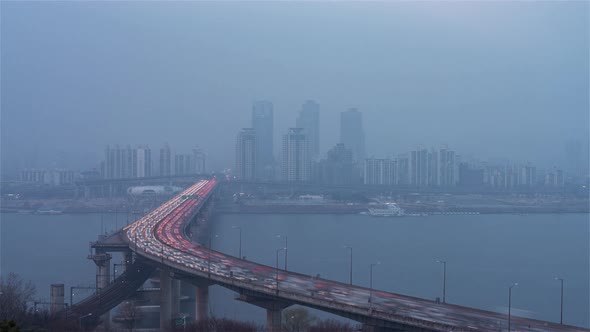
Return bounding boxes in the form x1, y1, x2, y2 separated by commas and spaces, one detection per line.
65, 179, 587, 332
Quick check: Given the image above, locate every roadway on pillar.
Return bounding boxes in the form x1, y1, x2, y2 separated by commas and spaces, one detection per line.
123, 179, 588, 332
55, 259, 155, 325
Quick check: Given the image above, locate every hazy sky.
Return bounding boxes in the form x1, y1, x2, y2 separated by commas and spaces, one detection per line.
1, 1, 588, 175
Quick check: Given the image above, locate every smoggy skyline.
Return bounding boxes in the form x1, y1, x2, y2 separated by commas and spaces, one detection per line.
1, 1, 588, 175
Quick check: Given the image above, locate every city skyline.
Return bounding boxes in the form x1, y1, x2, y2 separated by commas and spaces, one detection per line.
13, 129, 589, 185
2, 2, 588, 175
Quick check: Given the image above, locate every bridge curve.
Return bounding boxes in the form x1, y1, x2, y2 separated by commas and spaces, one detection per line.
117, 179, 587, 332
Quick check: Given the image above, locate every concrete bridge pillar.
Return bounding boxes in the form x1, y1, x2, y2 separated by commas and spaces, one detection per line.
89, 250, 112, 329
266, 306, 283, 332
160, 269, 172, 331
236, 294, 291, 332
50, 284, 64, 315
195, 284, 209, 321
171, 279, 181, 318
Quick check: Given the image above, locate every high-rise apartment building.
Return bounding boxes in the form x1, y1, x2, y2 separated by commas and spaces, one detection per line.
364, 158, 397, 185
316, 143, 358, 185
103, 144, 152, 179
20, 168, 75, 186
252, 101, 274, 179
396, 154, 410, 185
518, 164, 537, 186
174, 154, 192, 175
410, 147, 429, 186
235, 128, 257, 181
192, 146, 206, 174
136, 146, 152, 178
282, 128, 310, 182
437, 147, 456, 187
340, 108, 366, 161
296, 100, 320, 160
159, 144, 172, 176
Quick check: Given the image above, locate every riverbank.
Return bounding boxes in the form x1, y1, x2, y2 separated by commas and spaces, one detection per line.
215, 203, 589, 215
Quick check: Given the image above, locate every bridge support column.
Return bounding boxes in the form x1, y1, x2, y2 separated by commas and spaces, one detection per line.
171, 279, 181, 318
50, 284, 64, 315
195, 284, 209, 321
266, 306, 282, 332
160, 269, 172, 331
236, 294, 291, 332
88, 250, 112, 329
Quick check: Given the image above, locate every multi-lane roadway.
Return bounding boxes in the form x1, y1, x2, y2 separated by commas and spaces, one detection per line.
124, 179, 587, 332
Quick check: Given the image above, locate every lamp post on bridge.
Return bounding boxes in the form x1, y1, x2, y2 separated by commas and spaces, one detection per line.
369, 262, 380, 304
508, 282, 518, 332
276, 247, 286, 295
554, 277, 564, 324
436, 260, 447, 303
344, 245, 353, 285
208, 234, 219, 277
232, 226, 242, 259
277, 235, 288, 270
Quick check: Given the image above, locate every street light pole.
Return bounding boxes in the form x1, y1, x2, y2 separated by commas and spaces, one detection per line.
232, 226, 242, 259
345, 246, 353, 285
555, 277, 564, 324
208, 234, 219, 276
277, 235, 288, 270
436, 260, 447, 303
508, 283, 518, 332
276, 248, 286, 294
369, 262, 380, 304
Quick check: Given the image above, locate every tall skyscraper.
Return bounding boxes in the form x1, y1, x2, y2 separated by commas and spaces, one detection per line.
121, 145, 136, 179
410, 146, 429, 186
192, 146, 206, 174
396, 154, 410, 185
340, 108, 365, 161
235, 128, 257, 181
437, 146, 456, 187
159, 144, 172, 176
104, 145, 119, 179
136, 145, 152, 178
174, 154, 189, 175
282, 128, 310, 182
296, 100, 320, 160
252, 101, 274, 179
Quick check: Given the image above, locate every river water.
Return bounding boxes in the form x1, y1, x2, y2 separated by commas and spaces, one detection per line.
1, 212, 588, 328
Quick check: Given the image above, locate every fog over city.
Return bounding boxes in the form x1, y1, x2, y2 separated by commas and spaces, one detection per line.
2, 2, 590, 332
1, 1, 588, 175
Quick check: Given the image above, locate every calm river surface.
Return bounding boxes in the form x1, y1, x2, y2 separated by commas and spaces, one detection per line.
1, 212, 588, 327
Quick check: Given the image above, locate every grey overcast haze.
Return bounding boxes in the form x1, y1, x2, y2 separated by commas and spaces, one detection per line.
1, 1, 588, 174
